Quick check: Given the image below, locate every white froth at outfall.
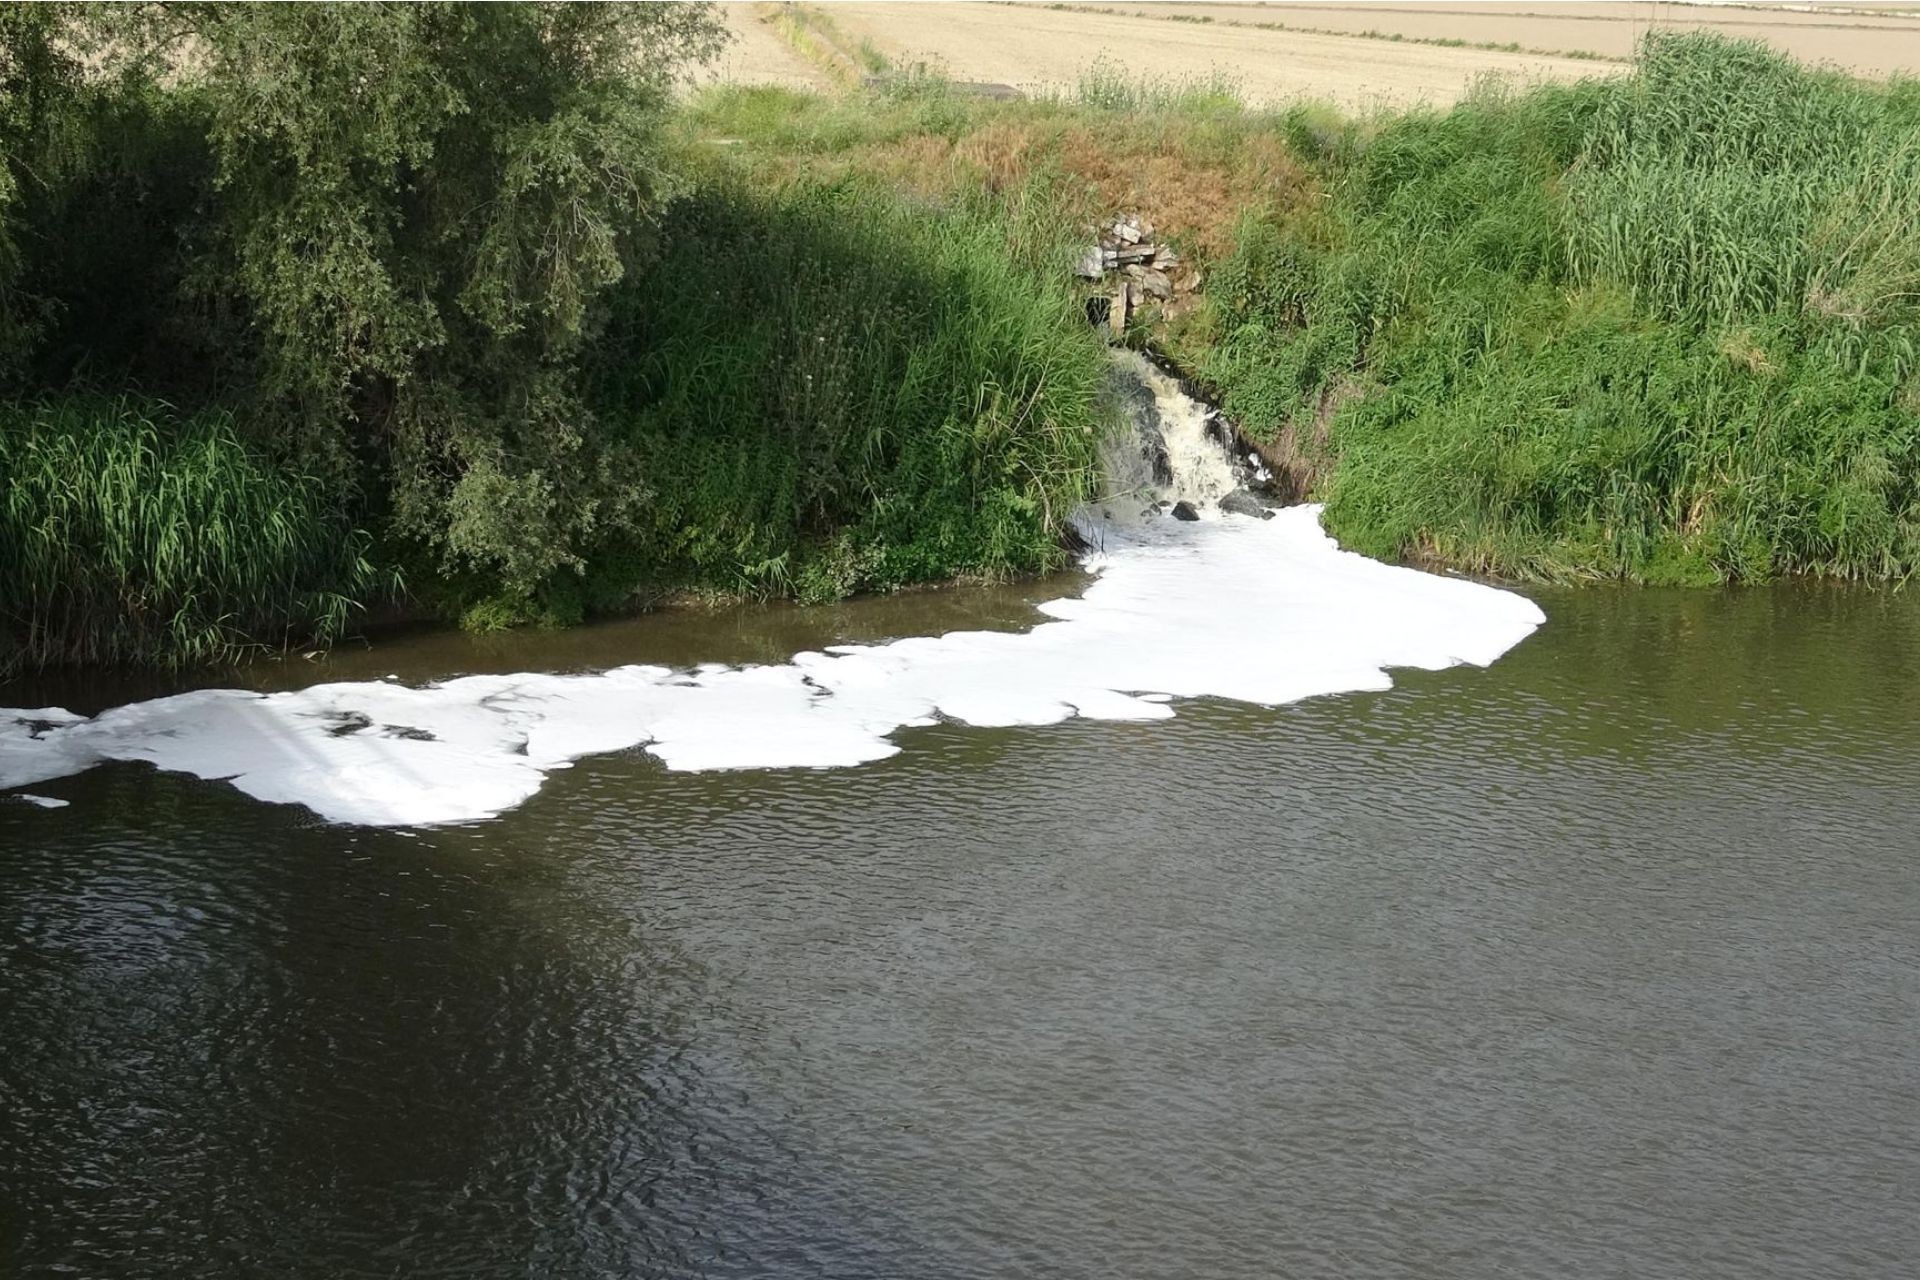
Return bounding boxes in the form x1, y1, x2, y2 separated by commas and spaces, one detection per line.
0, 506, 1543, 825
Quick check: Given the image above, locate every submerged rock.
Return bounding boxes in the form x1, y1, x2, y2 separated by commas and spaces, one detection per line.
1170, 501, 1201, 521
1219, 489, 1275, 520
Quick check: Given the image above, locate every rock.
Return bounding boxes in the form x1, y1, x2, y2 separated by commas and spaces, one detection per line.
1115, 219, 1142, 245
1219, 489, 1275, 520
1170, 500, 1201, 521
1075, 245, 1105, 279
1141, 269, 1173, 300
1106, 361, 1173, 485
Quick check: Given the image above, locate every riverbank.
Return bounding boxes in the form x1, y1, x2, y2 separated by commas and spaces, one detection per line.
693, 24, 1920, 586
4, 12, 1917, 674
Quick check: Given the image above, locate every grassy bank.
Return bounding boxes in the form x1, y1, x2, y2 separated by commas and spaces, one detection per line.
0, 5, 1109, 671
1203, 34, 1920, 584
7, 14, 1917, 673
700, 30, 1920, 586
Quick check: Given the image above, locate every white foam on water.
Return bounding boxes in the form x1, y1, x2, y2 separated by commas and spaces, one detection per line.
0, 506, 1544, 826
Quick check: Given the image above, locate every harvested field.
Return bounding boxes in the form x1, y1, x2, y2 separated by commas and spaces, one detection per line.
1112, 2, 1920, 77
711, 2, 1920, 107
777, 1, 1620, 107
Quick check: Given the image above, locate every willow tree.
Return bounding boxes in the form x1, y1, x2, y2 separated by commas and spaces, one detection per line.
84, 3, 727, 593
0, 4, 82, 382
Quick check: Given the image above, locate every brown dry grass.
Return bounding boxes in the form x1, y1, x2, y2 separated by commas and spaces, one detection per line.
808, 117, 1314, 262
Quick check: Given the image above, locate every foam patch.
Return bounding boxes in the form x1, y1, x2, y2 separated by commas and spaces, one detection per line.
0, 507, 1544, 826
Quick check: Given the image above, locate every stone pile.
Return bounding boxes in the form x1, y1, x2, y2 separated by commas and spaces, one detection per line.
1075, 215, 1196, 335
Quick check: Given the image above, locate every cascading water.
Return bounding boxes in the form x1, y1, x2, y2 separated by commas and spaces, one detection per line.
1096, 349, 1243, 518
0, 360, 1545, 827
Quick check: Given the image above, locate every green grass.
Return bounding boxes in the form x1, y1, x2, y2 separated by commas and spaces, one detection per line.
1198, 32, 1920, 584
564, 174, 1110, 614
0, 397, 381, 671
1070, 58, 1246, 115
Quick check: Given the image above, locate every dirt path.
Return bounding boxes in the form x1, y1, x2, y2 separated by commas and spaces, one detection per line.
698, 4, 835, 92
822, 1, 1624, 108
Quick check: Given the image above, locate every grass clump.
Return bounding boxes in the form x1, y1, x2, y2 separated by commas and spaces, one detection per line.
1200, 32, 1920, 584
0, 398, 379, 672
1072, 58, 1245, 115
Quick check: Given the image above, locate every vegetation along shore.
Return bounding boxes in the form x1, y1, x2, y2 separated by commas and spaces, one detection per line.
3, 2, 1917, 673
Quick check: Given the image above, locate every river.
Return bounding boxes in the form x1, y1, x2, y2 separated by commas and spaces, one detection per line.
3, 573, 1918, 1277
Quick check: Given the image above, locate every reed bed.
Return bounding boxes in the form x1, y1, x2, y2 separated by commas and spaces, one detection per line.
0, 399, 378, 672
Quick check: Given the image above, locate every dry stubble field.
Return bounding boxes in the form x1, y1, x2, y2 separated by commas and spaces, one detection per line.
711, 1, 1920, 108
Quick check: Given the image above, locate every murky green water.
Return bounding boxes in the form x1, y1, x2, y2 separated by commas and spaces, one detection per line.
3, 581, 1918, 1278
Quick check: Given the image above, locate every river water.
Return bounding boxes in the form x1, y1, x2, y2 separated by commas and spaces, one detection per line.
3, 355, 1918, 1275
3, 573, 1918, 1277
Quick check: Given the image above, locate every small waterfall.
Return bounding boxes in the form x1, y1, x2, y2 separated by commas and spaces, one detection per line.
1097, 349, 1242, 521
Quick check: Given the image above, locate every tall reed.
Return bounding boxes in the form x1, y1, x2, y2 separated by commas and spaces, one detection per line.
0, 397, 379, 671
1201, 32, 1920, 584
